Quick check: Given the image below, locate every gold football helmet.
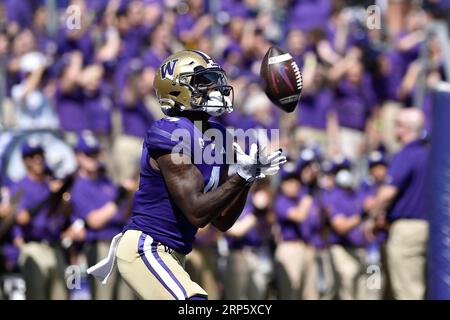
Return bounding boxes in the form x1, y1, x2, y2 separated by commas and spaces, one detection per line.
154, 50, 234, 116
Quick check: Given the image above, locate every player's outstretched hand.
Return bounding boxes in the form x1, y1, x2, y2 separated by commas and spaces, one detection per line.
233, 142, 287, 182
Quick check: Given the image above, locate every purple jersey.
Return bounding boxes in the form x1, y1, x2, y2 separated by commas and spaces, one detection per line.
124, 117, 229, 254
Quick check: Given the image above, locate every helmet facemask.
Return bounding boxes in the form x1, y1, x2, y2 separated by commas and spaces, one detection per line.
178, 67, 234, 116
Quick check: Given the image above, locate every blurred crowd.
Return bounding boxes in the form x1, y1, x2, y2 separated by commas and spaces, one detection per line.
0, 0, 449, 299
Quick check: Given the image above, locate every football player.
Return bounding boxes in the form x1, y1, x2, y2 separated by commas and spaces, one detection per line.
88, 50, 286, 300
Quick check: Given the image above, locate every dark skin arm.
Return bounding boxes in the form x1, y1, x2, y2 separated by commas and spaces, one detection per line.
211, 164, 251, 231
156, 153, 251, 231
211, 178, 251, 231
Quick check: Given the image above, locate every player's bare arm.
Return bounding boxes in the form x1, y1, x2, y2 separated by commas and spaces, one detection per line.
211, 184, 251, 232
157, 153, 250, 230
211, 163, 252, 231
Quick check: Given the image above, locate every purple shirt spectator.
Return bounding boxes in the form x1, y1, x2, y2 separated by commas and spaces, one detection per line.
358, 178, 378, 199
376, 50, 409, 102
118, 29, 145, 63
84, 85, 113, 135
274, 191, 304, 241
142, 48, 168, 69
386, 139, 429, 221
333, 74, 377, 131
394, 31, 421, 67
55, 85, 88, 133
118, 99, 155, 138
301, 199, 337, 248
175, 13, 196, 39
328, 187, 367, 247
358, 178, 389, 243
288, 0, 332, 32
221, 0, 249, 18
226, 203, 269, 250
5, 0, 36, 29
57, 29, 95, 65
70, 175, 128, 242
297, 88, 333, 129
13, 177, 66, 243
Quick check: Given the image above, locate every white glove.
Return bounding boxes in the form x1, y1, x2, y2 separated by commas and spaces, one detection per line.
234, 142, 287, 182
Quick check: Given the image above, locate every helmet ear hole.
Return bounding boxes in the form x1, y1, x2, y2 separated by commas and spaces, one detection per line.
170, 91, 181, 97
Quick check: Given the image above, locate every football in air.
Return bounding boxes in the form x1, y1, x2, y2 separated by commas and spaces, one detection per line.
260, 46, 303, 113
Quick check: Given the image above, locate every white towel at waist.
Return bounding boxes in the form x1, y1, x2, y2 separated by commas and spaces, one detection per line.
87, 233, 123, 284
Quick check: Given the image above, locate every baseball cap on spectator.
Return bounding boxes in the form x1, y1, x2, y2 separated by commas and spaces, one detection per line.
295, 147, 320, 173
280, 161, 299, 180
368, 150, 388, 168
321, 159, 334, 175
20, 51, 47, 74
331, 154, 352, 172
74, 131, 101, 154
21, 138, 44, 157
332, 155, 354, 188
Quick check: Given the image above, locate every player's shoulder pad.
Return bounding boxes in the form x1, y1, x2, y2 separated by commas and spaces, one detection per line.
145, 116, 194, 152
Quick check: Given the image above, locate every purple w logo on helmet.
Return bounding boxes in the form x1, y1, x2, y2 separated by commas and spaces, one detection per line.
160, 59, 179, 80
